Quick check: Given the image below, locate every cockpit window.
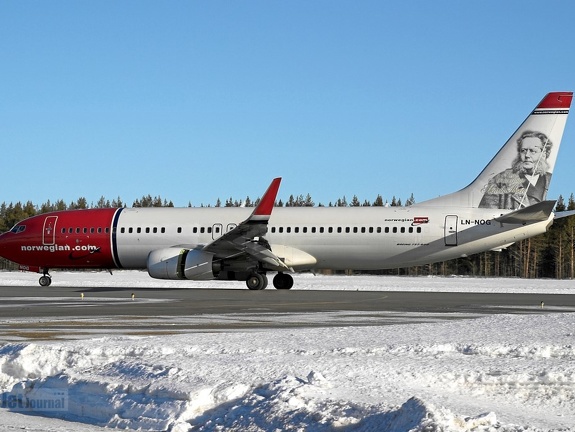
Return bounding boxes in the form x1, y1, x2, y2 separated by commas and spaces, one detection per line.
9, 225, 26, 234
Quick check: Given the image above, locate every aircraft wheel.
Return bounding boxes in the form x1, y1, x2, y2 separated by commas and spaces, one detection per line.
39, 275, 52, 287
273, 273, 293, 289
246, 273, 267, 290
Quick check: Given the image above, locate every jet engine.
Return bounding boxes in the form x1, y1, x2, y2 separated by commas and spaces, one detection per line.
147, 247, 217, 280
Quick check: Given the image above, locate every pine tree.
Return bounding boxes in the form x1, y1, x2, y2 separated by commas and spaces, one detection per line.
111, 197, 123, 208
336, 196, 348, 207
96, 196, 108, 208
405, 193, 416, 206
556, 195, 566, 211
71, 197, 88, 209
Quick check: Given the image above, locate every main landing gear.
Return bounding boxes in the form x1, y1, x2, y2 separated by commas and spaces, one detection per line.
273, 272, 294, 290
245, 272, 294, 290
39, 269, 52, 287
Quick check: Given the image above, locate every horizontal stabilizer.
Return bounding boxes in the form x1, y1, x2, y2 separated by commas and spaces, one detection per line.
494, 200, 556, 224
554, 209, 575, 220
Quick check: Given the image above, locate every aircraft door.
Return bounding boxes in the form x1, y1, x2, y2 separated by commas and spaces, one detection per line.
444, 215, 458, 246
42, 216, 58, 245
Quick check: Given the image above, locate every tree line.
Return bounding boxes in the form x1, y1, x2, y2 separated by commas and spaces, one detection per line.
2, 192, 575, 279
0, 192, 407, 232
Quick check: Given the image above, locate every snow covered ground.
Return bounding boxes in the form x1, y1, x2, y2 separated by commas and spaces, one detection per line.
2, 269, 575, 293
0, 271, 574, 431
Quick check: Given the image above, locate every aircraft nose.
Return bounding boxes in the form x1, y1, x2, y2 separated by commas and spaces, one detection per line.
0, 233, 6, 257
0, 231, 12, 255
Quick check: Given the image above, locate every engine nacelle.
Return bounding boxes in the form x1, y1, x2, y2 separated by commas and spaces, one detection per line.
147, 247, 216, 280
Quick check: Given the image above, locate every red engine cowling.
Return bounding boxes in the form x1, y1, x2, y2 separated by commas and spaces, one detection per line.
147, 247, 216, 280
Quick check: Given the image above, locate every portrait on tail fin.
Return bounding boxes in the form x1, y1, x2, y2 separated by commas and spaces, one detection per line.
479, 130, 552, 209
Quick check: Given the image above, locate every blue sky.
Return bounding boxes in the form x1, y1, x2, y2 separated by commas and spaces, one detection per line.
1, 1, 575, 207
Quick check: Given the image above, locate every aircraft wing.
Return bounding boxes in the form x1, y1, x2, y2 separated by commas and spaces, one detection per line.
494, 200, 556, 224
201, 178, 290, 271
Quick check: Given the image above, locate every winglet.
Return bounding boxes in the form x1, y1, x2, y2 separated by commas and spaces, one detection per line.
250, 177, 282, 222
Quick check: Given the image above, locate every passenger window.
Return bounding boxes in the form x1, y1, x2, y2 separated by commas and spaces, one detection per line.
177, 227, 182, 233
120, 227, 125, 234
137, 227, 142, 233
295, 227, 299, 233
129, 227, 133, 234
161, 227, 165, 233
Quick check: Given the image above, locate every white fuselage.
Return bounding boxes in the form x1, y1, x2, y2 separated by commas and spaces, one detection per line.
114, 206, 550, 271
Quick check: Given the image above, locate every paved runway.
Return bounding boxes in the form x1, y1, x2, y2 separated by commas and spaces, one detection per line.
1, 285, 574, 341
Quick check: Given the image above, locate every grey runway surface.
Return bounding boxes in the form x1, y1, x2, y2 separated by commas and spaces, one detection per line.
1, 285, 574, 341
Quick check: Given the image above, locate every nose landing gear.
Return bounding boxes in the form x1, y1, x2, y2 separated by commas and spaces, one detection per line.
39, 269, 52, 287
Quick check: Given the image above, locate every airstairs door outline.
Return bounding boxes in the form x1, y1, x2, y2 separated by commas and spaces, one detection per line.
444, 215, 458, 246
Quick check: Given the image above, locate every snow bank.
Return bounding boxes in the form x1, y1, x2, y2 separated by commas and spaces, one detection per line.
0, 312, 574, 431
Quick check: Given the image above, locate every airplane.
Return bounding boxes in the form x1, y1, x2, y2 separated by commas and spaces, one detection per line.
0, 92, 572, 289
